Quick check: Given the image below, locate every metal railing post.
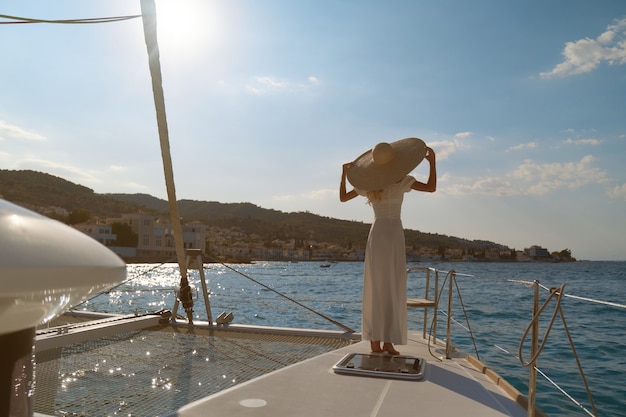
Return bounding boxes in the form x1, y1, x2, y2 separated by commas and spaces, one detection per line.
445, 270, 455, 359
187, 249, 213, 326
528, 280, 539, 417
433, 270, 439, 343
423, 268, 430, 337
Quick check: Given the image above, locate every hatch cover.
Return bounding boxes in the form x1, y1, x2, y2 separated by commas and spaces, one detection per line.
333, 353, 426, 380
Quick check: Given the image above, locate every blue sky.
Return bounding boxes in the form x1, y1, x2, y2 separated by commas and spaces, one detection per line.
1, 0, 625, 260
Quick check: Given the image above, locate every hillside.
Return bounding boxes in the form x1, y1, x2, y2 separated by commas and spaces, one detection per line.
0, 170, 148, 217
0, 169, 509, 252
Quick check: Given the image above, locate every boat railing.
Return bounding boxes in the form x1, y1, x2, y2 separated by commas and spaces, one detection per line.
407, 267, 479, 360
406, 267, 623, 417
513, 280, 604, 417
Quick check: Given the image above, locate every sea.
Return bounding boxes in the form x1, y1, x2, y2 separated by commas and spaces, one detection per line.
81, 260, 626, 417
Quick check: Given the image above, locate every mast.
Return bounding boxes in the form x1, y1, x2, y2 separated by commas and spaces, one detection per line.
140, 0, 194, 323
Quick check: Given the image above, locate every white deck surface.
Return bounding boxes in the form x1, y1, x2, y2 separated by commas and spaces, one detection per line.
168, 330, 530, 417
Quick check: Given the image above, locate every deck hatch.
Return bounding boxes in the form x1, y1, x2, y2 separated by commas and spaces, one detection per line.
333, 353, 426, 380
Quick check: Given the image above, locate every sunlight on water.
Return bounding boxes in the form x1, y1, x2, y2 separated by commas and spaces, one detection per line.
79, 261, 626, 417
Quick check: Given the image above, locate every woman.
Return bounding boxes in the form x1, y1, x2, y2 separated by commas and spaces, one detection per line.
340, 138, 437, 355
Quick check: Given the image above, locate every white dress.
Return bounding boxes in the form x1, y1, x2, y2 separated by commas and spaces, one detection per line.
357, 176, 415, 345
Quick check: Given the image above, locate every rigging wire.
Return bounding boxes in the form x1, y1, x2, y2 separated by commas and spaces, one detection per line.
203, 254, 356, 334
0, 13, 142, 24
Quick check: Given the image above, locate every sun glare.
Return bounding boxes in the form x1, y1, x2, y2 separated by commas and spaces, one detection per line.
154, 0, 222, 58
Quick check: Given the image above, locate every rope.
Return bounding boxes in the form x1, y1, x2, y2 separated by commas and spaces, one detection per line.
205, 254, 356, 334
518, 284, 598, 417
518, 284, 564, 366
0, 13, 141, 24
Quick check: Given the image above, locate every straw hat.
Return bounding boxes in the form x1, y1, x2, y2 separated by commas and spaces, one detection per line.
346, 137, 427, 191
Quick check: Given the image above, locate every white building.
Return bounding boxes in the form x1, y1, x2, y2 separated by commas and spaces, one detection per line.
73, 223, 116, 246
105, 213, 208, 261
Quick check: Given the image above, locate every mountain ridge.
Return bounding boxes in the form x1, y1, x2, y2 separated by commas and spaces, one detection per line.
0, 169, 510, 253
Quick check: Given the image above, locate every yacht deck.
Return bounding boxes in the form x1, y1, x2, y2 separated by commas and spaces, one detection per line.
169, 330, 535, 417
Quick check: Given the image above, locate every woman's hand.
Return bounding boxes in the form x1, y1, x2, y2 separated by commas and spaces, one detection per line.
340, 162, 358, 202
425, 147, 436, 163
342, 162, 353, 176
411, 147, 437, 192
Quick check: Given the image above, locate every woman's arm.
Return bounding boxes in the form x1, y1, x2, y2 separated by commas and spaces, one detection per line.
411, 147, 437, 192
340, 163, 358, 202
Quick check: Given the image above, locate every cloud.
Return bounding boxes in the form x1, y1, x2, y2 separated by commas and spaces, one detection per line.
0, 120, 46, 142
245, 76, 287, 95
272, 188, 335, 202
244, 75, 322, 95
540, 17, 626, 78
13, 160, 149, 193
563, 138, 602, 146
507, 142, 537, 152
120, 181, 149, 191
454, 131, 472, 139
430, 133, 473, 160
442, 174, 518, 196
510, 155, 609, 194
443, 155, 610, 196
608, 183, 626, 200
15, 158, 101, 185
108, 165, 128, 172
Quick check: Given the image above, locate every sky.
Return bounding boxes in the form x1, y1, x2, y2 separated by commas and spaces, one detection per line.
1, 0, 625, 261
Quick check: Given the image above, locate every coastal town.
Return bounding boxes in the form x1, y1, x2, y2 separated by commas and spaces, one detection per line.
69, 210, 571, 264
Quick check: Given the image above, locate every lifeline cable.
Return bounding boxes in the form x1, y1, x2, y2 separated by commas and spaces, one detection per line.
540, 282, 626, 309
508, 279, 626, 310
490, 343, 597, 417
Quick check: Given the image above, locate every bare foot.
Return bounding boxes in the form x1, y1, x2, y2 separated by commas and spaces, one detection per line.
370, 340, 383, 353
382, 342, 399, 355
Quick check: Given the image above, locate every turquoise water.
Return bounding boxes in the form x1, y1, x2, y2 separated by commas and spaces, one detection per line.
83, 261, 626, 417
